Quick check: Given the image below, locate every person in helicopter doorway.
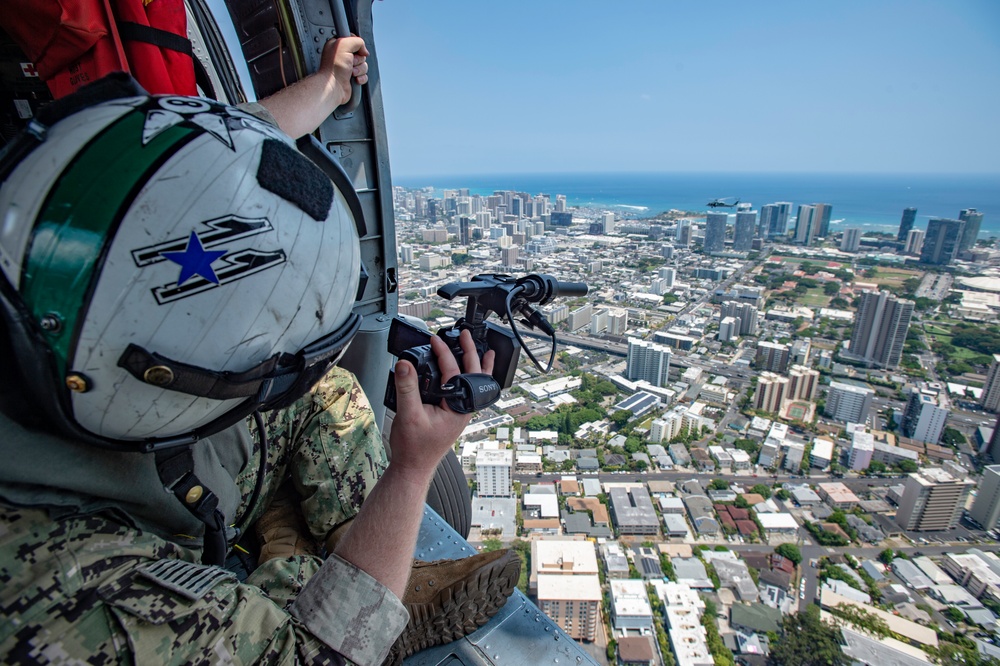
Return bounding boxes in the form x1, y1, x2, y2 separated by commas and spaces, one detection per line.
0, 36, 519, 666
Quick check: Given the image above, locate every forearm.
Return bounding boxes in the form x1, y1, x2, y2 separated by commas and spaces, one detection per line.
332, 462, 434, 599
257, 70, 341, 138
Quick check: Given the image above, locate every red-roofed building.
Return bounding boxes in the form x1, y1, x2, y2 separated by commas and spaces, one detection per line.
736, 520, 758, 536
729, 507, 750, 521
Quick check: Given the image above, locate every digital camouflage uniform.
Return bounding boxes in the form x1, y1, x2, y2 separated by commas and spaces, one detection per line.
0, 366, 409, 665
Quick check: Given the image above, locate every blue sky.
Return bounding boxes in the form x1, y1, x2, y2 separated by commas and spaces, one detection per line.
370, 1, 1000, 178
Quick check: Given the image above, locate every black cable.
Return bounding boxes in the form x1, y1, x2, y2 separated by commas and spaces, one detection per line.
505, 287, 557, 373
234, 410, 269, 536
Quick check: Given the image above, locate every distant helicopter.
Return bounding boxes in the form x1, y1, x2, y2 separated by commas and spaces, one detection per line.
707, 197, 740, 208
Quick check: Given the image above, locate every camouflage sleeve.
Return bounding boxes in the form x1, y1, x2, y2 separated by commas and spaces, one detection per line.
0, 507, 402, 666
289, 553, 409, 666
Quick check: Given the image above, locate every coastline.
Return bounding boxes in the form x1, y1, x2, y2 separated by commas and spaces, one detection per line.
392, 171, 999, 236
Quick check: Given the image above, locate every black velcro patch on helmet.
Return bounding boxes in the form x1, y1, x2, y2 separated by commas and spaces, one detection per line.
257, 139, 333, 221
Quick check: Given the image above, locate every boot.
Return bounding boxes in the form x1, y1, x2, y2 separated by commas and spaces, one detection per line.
256, 486, 319, 564
385, 549, 521, 664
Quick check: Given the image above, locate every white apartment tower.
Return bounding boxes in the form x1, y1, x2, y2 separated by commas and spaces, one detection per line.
626, 338, 672, 387
905, 229, 925, 255
718, 317, 739, 342
476, 449, 514, 498
841, 228, 863, 252
901, 387, 950, 444
895, 468, 974, 532
825, 381, 875, 423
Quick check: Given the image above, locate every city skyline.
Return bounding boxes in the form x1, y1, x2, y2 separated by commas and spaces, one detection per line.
373, 1, 1000, 178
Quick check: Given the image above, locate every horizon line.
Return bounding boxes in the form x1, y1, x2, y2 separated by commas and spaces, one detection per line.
391, 169, 1000, 181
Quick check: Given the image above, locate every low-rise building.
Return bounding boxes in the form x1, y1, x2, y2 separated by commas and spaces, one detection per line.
609, 579, 654, 633
817, 482, 861, 510
650, 582, 714, 666
756, 512, 799, 534
609, 485, 660, 535
810, 438, 835, 469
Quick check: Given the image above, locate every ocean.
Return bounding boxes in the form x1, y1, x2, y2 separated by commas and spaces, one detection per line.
392, 172, 1000, 236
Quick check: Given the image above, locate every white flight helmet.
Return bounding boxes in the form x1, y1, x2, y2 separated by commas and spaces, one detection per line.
0, 79, 365, 450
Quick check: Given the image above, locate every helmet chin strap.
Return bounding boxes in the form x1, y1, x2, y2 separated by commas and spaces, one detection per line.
154, 446, 228, 566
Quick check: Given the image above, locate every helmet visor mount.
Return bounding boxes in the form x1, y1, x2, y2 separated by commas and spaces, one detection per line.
117, 310, 362, 416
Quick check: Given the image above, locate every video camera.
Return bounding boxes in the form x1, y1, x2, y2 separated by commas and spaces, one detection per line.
384, 273, 588, 414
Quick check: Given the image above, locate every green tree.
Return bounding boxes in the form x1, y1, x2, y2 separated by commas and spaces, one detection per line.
878, 548, 895, 565
827, 604, 891, 638
944, 606, 965, 623
866, 460, 887, 476
482, 537, 503, 552
774, 543, 802, 566
611, 409, 632, 429
708, 479, 730, 491
750, 484, 772, 499
941, 427, 966, 448
768, 606, 848, 666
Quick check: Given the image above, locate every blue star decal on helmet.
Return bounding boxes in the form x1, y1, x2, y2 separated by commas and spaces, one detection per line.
160, 231, 228, 285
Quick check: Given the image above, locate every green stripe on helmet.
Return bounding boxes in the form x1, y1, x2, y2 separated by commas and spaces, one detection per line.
21, 110, 196, 377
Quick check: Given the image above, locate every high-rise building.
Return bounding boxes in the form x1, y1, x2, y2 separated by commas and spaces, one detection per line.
476, 449, 514, 498
790, 339, 811, 366
895, 468, 974, 532
718, 317, 740, 342
958, 208, 984, 255
534, 541, 601, 641
970, 465, 1000, 531
602, 212, 616, 234
848, 430, 875, 471
660, 267, 676, 287
567, 304, 593, 332
900, 387, 950, 444
501, 246, 519, 268
787, 365, 820, 401
982, 355, 1000, 413
678, 220, 694, 247
904, 229, 925, 256
756, 341, 790, 373
608, 309, 628, 336
760, 202, 791, 239
990, 415, 1000, 464
733, 211, 756, 252
590, 308, 609, 335
458, 215, 472, 245
825, 381, 875, 423
720, 301, 759, 336
920, 218, 965, 265
794, 205, 816, 245
840, 228, 863, 252
897, 207, 917, 242
755, 372, 788, 413
626, 338, 672, 387
813, 203, 833, 238
848, 290, 914, 368
704, 213, 728, 254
